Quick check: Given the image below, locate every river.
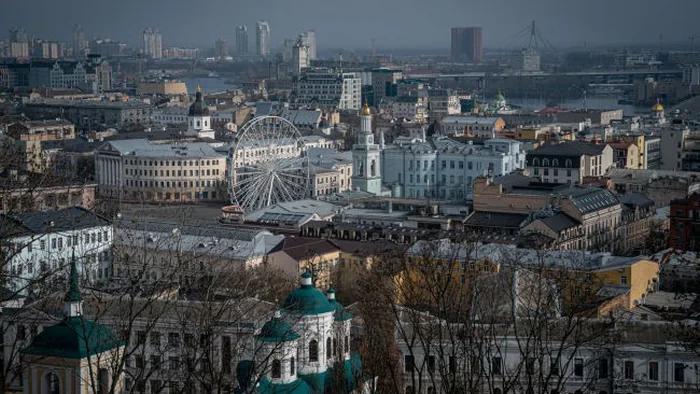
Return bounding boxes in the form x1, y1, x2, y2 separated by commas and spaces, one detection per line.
507, 96, 643, 116
181, 77, 236, 94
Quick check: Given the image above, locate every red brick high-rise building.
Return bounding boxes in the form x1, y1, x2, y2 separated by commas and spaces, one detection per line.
451, 27, 483, 63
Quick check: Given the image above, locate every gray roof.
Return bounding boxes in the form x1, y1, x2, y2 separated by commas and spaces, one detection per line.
606, 168, 700, 183
114, 220, 284, 260
569, 188, 619, 214
407, 239, 650, 272
537, 213, 580, 232
280, 109, 322, 126
529, 141, 607, 157
99, 139, 223, 159
464, 211, 529, 228
1, 207, 110, 237
619, 193, 655, 209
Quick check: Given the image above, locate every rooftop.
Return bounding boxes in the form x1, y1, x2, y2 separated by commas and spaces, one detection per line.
99, 139, 223, 159
464, 211, 529, 228
0, 207, 110, 237
528, 141, 607, 157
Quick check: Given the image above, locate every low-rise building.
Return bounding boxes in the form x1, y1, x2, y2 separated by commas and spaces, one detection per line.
293, 69, 361, 110
526, 141, 614, 184
136, 80, 188, 96
426, 89, 461, 120
606, 168, 700, 208
441, 115, 506, 138
475, 174, 635, 252
95, 139, 227, 202
308, 149, 353, 198
0, 207, 112, 292
669, 193, 700, 251
382, 137, 525, 201
391, 96, 428, 122
24, 99, 152, 129
555, 109, 624, 125
113, 220, 284, 282
608, 141, 639, 169
6, 119, 75, 142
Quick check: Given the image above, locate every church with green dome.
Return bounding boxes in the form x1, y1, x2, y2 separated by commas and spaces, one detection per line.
21, 253, 126, 394
235, 272, 369, 394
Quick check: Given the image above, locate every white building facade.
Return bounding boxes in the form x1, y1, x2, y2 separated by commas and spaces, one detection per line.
294, 70, 362, 110
381, 138, 525, 200
95, 139, 226, 202
2, 207, 113, 292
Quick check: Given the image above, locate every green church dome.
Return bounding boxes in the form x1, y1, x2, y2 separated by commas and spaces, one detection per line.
327, 288, 352, 321
23, 316, 124, 359
256, 312, 301, 343
282, 272, 335, 315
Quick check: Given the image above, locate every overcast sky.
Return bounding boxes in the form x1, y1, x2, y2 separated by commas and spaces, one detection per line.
3, 0, 699, 50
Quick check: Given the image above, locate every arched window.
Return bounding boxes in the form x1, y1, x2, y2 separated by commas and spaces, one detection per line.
370, 160, 376, 177
333, 338, 338, 355
565, 159, 573, 168
552, 159, 559, 167
271, 359, 281, 378
309, 340, 318, 362
345, 336, 349, 352
533, 158, 540, 166
542, 158, 550, 167
97, 368, 109, 394
44, 372, 60, 394
326, 337, 332, 359
290, 357, 296, 375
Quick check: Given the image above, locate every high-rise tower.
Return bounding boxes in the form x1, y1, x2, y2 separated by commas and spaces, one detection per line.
256, 21, 271, 56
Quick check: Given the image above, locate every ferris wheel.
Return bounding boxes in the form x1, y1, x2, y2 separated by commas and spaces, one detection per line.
228, 116, 310, 213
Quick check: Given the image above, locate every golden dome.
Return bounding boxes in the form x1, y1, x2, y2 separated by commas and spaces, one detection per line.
361, 102, 371, 115
652, 99, 664, 112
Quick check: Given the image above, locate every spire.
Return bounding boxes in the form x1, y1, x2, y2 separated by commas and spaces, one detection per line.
64, 249, 83, 318
196, 84, 202, 93
65, 249, 81, 303
362, 100, 371, 116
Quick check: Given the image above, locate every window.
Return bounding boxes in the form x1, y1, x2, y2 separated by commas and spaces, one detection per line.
598, 358, 608, 378
326, 337, 332, 359
97, 368, 109, 394
620, 275, 627, 285
309, 340, 319, 362
550, 358, 560, 376
534, 168, 539, 175
674, 363, 685, 382
404, 355, 415, 372
46, 372, 60, 394
271, 359, 281, 378
624, 360, 634, 379
136, 331, 146, 345
427, 355, 436, 372
492, 357, 502, 375
150, 331, 160, 346
169, 357, 180, 371
168, 332, 180, 347
290, 357, 295, 375
150, 355, 161, 369
649, 361, 659, 381
40, 240, 45, 250
574, 358, 584, 377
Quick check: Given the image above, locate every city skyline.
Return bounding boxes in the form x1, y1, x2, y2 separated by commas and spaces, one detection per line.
3, 0, 700, 51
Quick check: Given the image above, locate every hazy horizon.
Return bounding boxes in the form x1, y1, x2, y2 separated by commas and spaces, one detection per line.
4, 0, 699, 51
